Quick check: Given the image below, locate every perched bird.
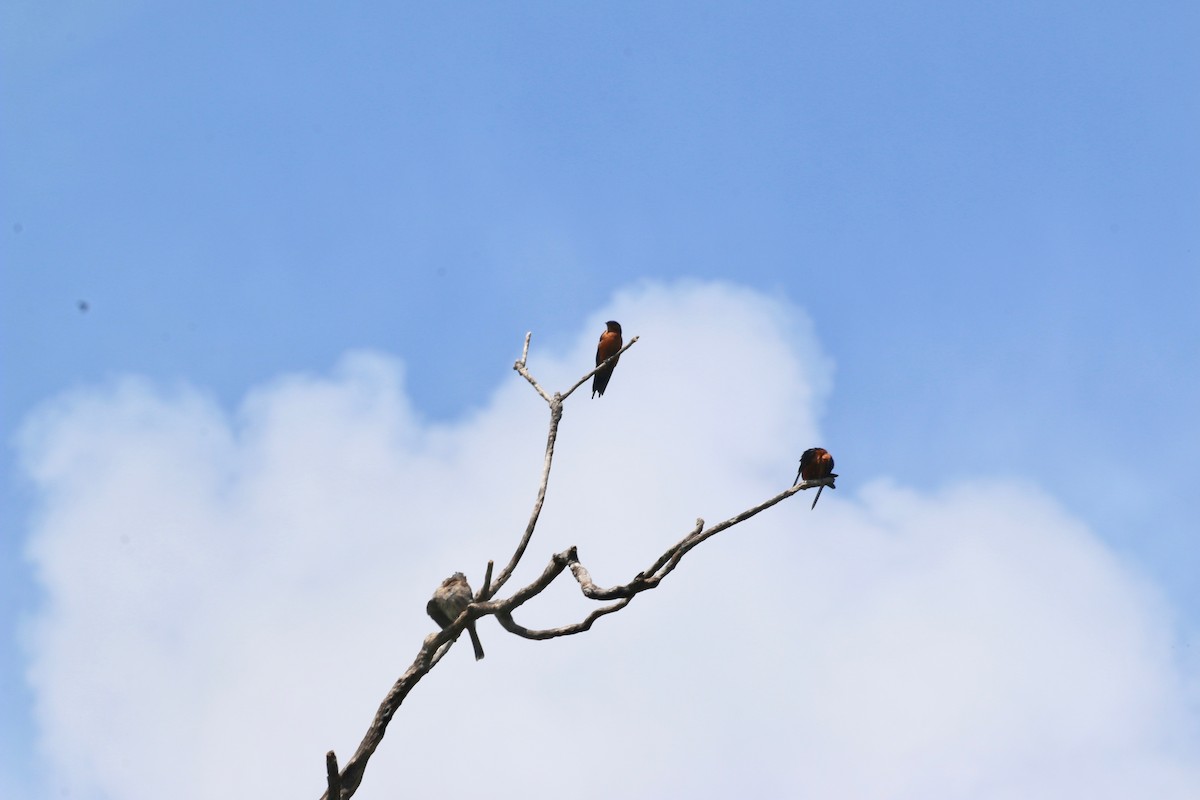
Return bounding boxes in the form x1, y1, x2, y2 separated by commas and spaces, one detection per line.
592, 320, 623, 398
793, 447, 836, 509
426, 572, 485, 661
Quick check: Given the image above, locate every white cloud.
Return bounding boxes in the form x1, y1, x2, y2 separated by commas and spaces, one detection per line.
18, 280, 1200, 799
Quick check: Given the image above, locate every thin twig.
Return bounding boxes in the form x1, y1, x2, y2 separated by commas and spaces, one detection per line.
484, 399, 563, 600
513, 332, 553, 404
648, 476, 836, 586
644, 518, 705, 578
477, 560, 494, 601
496, 597, 633, 639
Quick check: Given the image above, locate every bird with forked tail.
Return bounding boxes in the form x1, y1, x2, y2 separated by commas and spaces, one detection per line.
794, 447, 836, 509
592, 320, 623, 398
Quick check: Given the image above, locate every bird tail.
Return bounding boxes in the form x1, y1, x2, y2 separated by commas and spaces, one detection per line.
467, 623, 485, 661
811, 484, 825, 509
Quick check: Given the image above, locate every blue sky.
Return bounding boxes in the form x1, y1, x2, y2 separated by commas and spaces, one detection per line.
3, 2, 1198, 797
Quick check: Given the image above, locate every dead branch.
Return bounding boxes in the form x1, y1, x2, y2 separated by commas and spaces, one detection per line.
482, 395, 561, 600
489, 475, 835, 637
512, 332, 553, 403
318, 331, 830, 799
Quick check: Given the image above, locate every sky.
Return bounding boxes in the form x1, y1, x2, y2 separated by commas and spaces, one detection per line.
2, 2, 1198, 798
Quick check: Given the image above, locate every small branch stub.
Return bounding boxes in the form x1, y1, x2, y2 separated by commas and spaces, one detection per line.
326, 751, 341, 800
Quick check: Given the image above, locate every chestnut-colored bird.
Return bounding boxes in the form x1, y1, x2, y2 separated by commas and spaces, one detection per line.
592, 320, 623, 398
427, 572, 485, 661
793, 447, 836, 509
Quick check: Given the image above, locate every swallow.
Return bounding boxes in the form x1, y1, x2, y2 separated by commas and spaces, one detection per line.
426, 572, 485, 661
592, 320, 623, 398
793, 447, 836, 509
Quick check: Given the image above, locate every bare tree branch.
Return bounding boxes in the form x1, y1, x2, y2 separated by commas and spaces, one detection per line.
483, 398, 562, 600
645, 477, 835, 587
484, 334, 641, 601
512, 332, 553, 404
318, 331, 832, 799
496, 596, 634, 639
488, 477, 837, 635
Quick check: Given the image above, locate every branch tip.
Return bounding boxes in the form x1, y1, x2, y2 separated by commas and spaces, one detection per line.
325, 751, 341, 800
479, 560, 494, 600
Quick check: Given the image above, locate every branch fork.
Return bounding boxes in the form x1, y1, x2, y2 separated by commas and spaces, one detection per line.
321, 330, 829, 799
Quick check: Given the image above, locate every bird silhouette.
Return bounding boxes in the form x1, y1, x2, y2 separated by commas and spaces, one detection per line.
794, 447, 836, 509
592, 320, 623, 398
